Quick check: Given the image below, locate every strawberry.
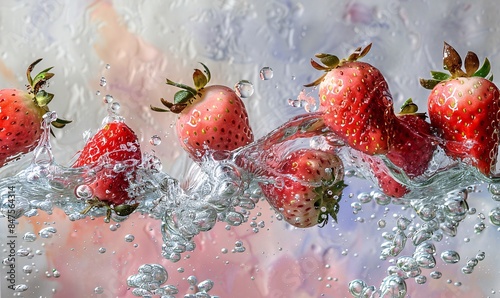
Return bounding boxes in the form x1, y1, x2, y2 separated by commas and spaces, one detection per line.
0, 59, 70, 167
73, 121, 142, 222
259, 148, 346, 228
386, 99, 436, 178
305, 44, 395, 155
420, 42, 500, 177
152, 63, 254, 162
362, 154, 409, 198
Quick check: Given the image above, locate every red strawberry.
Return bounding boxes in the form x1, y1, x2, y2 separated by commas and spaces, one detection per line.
305, 44, 395, 155
0, 59, 70, 166
421, 42, 500, 177
386, 99, 437, 178
73, 121, 142, 222
363, 154, 409, 198
152, 63, 253, 162
259, 148, 346, 228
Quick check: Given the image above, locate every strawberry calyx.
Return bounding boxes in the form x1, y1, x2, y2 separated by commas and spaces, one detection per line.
151, 62, 212, 114
80, 198, 139, 223
315, 180, 347, 226
397, 98, 426, 119
420, 42, 493, 90
304, 43, 372, 87
26, 59, 71, 130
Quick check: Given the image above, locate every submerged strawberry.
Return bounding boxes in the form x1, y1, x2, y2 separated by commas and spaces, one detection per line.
73, 121, 142, 222
386, 99, 436, 178
259, 148, 346, 228
0, 59, 70, 166
421, 42, 500, 177
152, 63, 254, 162
363, 154, 409, 198
305, 44, 395, 155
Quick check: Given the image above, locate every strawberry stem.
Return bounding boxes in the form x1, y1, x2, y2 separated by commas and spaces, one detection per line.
304, 43, 372, 87
153, 62, 213, 114
420, 42, 494, 90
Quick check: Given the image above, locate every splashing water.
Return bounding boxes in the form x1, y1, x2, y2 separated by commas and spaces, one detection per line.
1, 92, 500, 297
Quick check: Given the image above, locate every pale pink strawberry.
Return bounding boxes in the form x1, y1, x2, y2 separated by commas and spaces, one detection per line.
259, 148, 346, 228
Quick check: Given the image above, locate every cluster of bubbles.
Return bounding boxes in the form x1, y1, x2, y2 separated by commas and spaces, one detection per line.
127, 264, 218, 297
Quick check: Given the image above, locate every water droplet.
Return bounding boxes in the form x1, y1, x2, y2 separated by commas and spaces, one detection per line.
441, 250, 460, 264
23, 265, 33, 274
476, 251, 486, 261
259, 67, 274, 80
197, 279, 214, 292
96, 90, 101, 96
110, 102, 121, 113
489, 207, 500, 226
415, 275, 427, 284
397, 217, 412, 230
99, 77, 107, 87
39, 227, 57, 238
351, 202, 362, 212
98, 247, 106, 254
52, 269, 61, 278
125, 234, 135, 242
348, 279, 367, 296
94, 286, 104, 294
379, 275, 407, 298
187, 275, 198, 286
23, 232, 37, 242
75, 184, 93, 199
14, 284, 29, 292
150, 135, 162, 146
234, 80, 254, 98
103, 94, 114, 104
474, 222, 486, 234
429, 271, 442, 279
105, 64, 111, 69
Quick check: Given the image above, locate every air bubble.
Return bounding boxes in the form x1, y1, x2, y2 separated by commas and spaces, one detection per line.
476, 251, 486, 261
259, 67, 274, 80
99, 77, 107, 87
489, 207, 500, 226
474, 222, 486, 233
110, 102, 121, 113
23, 232, 37, 242
441, 250, 460, 264
234, 80, 254, 98
94, 286, 104, 294
429, 271, 442, 279
150, 135, 162, 146
39, 227, 57, 238
23, 265, 33, 274
103, 94, 114, 103
125, 234, 135, 242
75, 184, 93, 199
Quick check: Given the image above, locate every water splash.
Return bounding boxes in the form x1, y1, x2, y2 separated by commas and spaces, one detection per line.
1, 102, 500, 297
